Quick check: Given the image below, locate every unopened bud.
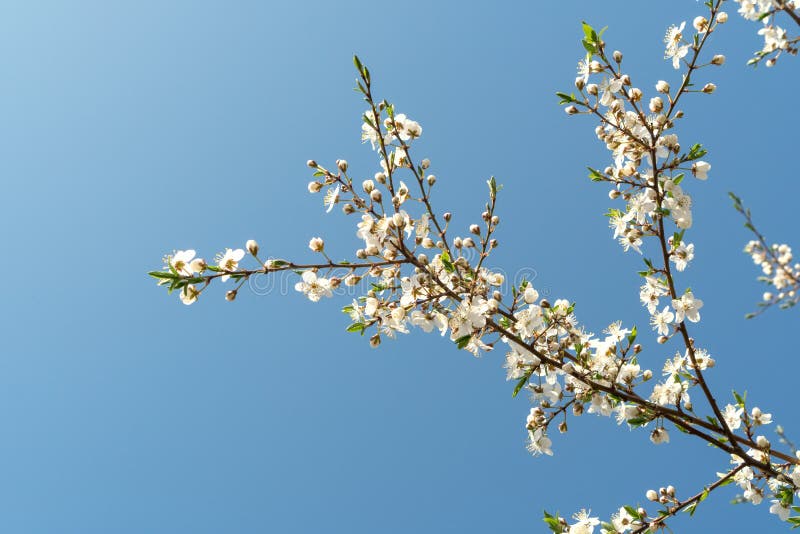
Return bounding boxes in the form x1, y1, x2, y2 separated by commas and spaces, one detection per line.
443, 212, 452, 222
646, 490, 658, 501
613, 50, 623, 63
565, 105, 579, 115
711, 54, 725, 65
336, 159, 348, 172
642, 369, 653, 381
628, 87, 642, 102
306, 159, 317, 168
375, 172, 386, 184
362, 179, 375, 193
308, 237, 325, 252
369, 334, 381, 348
633, 344, 642, 354
756, 435, 770, 449
693, 15, 709, 33
469, 224, 481, 235
609, 189, 621, 200
717, 11, 728, 23
308, 181, 323, 193
702, 83, 716, 94
656, 80, 670, 94
558, 421, 568, 433
649, 97, 663, 113
427, 174, 436, 186
225, 290, 237, 302
246, 239, 259, 256
421, 158, 431, 169
370, 189, 382, 202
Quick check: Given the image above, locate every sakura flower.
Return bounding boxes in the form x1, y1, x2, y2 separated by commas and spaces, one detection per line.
672, 292, 704, 323
179, 284, 200, 305
324, 184, 341, 213
294, 271, 333, 302
769, 500, 791, 521
569, 510, 599, 534
611, 506, 636, 532
692, 160, 711, 180
723, 404, 744, 431
664, 22, 690, 69
526, 427, 553, 456
217, 248, 245, 282
170, 249, 206, 276
650, 427, 670, 444
670, 242, 695, 272
650, 306, 674, 336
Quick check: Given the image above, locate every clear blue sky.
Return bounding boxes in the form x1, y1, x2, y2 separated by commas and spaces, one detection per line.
1, 1, 798, 532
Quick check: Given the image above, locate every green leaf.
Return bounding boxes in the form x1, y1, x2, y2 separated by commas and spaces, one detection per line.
556, 91, 576, 105
148, 271, 179, 280
512, 371, 533, 398
346, 323, 366, 334
441, 251, 455, 273
587, 167, 604, 181
454, 335, 472, 350
627, 326, 637, 344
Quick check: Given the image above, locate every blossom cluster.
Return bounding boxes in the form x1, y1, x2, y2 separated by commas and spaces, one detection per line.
734, 0, 800, 66
744, 240, 800, 312
150, 6, 800, 531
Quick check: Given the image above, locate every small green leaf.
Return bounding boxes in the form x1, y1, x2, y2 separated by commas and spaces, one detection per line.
454, 335, 472, 350
346, 323, 366, 334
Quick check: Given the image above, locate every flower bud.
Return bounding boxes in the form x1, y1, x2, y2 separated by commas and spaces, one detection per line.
375, 172, 386, 184
345, 275, 360, 286
469, 224, 481, 235
225, 290, 237, 301
717, 11, 728, 23
711, 54, 725, 65
565, 105, 579, 115
362, 179, 375, 193
523, 286, 539, 304
246, 239, 259, 256
586, 83, 598, 96
392, 213, 405, 228
558, 421, 568, 433
443, 212, 452, 222
370, 189, 382, 202
427, 174, 436, 186
306, 159, 317, 168
489, 238, 498, 249
308, 181, 323, 193
574, 77, 585, 91
421, 158, 430, 169
540, 298, 551, 308
609, 189, 621, 200
369, 334, 381, 348
655, 80, 670, 94
646, 490, 658, 501
462, 237, 475, 248
693, 15, 709, 33
613, 50, 623, 63
701, 83, 716, 94
756, 435, 770, 449
336, 159, 348, 172
642, 369, 653, 381
343, 204, 355, 215
309, 237, 325, 252
628, 87, 642, 102
649, 97, 663, 113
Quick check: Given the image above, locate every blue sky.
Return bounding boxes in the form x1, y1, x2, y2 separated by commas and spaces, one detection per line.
1, 1, 798, 532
